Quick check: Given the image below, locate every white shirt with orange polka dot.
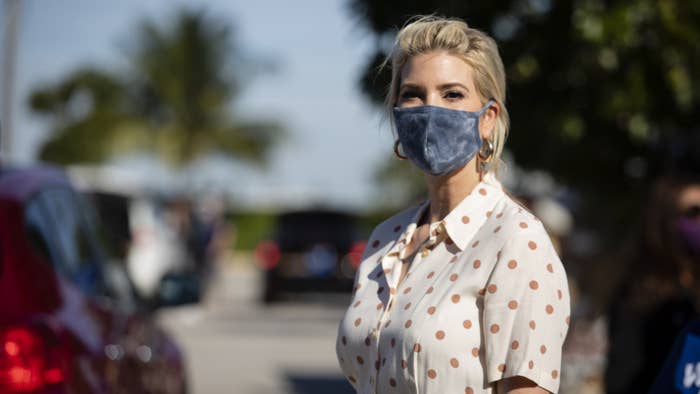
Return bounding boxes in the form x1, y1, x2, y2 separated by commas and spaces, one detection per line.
335, 177, 570, 393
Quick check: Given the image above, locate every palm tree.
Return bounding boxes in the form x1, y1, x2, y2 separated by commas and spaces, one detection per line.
30, 8, 282, 167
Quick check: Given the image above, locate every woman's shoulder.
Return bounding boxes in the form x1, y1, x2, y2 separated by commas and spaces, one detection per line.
488, 193, 566, 273
492, 193, 550, 240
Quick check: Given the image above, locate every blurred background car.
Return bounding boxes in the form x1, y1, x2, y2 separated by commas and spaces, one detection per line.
75, 170, 218, 307
256, 209, 366, 303
0, 165, 189, 393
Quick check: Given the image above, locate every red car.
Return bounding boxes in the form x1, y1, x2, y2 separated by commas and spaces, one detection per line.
0, 166, 187, 393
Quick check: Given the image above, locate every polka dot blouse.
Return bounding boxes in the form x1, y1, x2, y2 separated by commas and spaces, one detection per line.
335, 178, 570, 393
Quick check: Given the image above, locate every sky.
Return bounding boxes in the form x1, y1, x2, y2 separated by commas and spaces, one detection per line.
3, 0, 395, 211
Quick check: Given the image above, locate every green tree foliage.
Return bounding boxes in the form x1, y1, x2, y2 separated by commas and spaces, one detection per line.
30, 9, 282, 167
349, 0, 700, 244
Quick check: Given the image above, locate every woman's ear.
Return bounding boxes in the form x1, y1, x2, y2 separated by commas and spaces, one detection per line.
481, 101, 499, 140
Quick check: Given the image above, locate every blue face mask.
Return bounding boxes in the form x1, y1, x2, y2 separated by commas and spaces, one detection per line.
393, 100, 494, 176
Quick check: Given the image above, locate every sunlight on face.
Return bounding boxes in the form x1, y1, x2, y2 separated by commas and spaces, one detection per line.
397, 51, 484, 112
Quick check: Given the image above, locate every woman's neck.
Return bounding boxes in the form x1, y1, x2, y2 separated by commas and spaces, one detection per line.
423, 160, 481, 224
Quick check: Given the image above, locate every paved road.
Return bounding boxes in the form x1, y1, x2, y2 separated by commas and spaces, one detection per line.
157, 262, 355, 394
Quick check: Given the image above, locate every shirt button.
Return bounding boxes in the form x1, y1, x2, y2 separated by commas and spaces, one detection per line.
421, 248, 430, 257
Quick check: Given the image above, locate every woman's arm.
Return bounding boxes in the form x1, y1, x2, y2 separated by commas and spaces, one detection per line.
496, 376, 551, 394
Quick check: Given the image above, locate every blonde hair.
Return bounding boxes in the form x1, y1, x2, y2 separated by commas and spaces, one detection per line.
384, 15, 510, 178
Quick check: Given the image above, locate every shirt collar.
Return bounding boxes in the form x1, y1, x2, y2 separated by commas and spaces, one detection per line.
387, 177, 504, 255
440, 179, 504, 250
385, 200, 428, 257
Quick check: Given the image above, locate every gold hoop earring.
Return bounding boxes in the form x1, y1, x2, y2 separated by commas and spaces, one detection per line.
393, 140, 408, 160
478, 139, 494, 179
478, 139, 494, 163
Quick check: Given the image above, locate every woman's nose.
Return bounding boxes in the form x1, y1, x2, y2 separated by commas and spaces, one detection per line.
424, 92, 440, 106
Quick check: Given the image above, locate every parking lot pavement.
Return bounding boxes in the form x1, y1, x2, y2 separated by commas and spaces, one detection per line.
157, 260, 354, 394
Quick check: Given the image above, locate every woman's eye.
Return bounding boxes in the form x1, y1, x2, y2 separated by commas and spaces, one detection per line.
444, 91, 464, 100
400, 91, 417, 100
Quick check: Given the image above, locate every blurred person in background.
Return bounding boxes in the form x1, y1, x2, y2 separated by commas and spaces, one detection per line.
605, 164, 700, 393
165, 197, 213, 276
336, 16, 570, 394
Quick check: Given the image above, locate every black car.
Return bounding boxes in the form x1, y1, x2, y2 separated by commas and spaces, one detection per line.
256, 210, 366, 303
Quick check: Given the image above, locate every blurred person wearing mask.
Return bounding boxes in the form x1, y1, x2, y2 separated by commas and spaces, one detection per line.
605, 172, 700, 394
647, 174, 700, 394
335, 16, 570, 394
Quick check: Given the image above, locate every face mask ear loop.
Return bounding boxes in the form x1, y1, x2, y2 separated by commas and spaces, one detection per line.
476, 99, 495, 116
476, 98, 496, 138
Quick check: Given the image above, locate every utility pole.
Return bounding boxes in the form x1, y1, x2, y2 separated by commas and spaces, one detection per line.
2, 0, 21, 162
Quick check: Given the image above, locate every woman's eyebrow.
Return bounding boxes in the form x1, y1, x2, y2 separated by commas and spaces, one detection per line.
399, 82, 423, 91
437, 82, 470, 92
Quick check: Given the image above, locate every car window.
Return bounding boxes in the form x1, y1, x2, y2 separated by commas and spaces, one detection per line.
277, 212, 356, 250
83, 192, 131, 260
29, 188, 110, 298
80, 192, 140, 311
24, 197, 63, 269
66, 190, 140, 311
40, 189, 95, 273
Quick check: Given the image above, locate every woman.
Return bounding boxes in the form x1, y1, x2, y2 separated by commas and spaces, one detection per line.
335, 16, 570, 394
606, 173, 700, 394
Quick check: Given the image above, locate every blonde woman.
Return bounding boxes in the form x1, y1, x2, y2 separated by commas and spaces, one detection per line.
336, 16, 570, 394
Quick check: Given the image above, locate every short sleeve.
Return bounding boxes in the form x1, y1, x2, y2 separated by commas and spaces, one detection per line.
482, 222, 570, 393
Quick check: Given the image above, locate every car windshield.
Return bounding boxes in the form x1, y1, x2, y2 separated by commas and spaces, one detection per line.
276, 211, 356, 251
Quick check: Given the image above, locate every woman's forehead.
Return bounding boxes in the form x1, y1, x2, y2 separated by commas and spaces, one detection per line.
400, 51, 475, 88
